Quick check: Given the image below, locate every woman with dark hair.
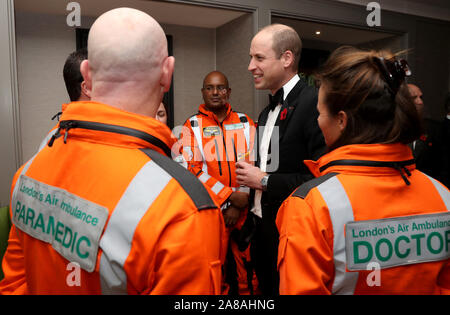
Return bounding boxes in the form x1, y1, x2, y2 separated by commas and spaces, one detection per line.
276, 46, 450, 295
156, 101, 168, 125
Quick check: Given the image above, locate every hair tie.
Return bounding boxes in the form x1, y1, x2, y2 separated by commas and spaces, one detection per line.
374, 57, 412, 97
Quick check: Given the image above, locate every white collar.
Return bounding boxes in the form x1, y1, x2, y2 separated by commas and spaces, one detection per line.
447, 114, 450, 120
282, 74, 300, 101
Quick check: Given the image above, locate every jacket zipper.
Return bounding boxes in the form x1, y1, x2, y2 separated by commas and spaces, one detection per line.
214, 138, 223, 176
319, 159, 415, 186
220, 121, 232, 187
53, 120, 172, 156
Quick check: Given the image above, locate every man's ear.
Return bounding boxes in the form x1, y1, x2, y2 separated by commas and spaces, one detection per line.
281, 50, 295, 69
161, 56, 175, 93
226, 88, 232, 100
80, 81, 91, 99
80, 60, 92, 92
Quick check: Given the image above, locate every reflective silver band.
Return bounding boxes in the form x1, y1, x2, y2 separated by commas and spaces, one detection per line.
189, 116, 207, 174
211, 181, 225, 195
317, 176, 359, 295
425, 175, 450, 211
99, 161, 172, 295
237, 113, 251, 152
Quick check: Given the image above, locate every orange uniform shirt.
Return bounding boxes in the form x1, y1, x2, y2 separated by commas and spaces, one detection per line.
0, 101, 225, 295
277, 143, 450, 295
180, 103, 256, 205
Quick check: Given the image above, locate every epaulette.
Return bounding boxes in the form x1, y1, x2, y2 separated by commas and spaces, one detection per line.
292, 173, 339, 199
140, 148, 217, 211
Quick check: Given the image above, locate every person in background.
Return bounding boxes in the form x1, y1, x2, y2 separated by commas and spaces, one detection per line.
0, 8, 224, 295
180, 71, 259, 295
63, 48, 90, 103
38, 48, 90, 151
277, 46, 450, 295
408, 84, 447, 186
236, 24, 325, 295
156, 101, 168, 125
441, 92, 450, 188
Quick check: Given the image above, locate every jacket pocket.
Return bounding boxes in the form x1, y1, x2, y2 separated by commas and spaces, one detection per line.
277, 234, 288, 271
209, 260, 222, 295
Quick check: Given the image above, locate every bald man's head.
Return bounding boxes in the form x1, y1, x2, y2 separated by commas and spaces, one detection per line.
201, 71, 231, 113
80, 8, 175, 117
88, 8, 167, 81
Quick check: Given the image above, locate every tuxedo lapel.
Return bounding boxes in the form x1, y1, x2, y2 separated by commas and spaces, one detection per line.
276, 80, 306, 141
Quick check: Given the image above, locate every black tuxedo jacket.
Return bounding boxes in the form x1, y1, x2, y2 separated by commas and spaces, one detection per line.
412, 118, 448, 187
254, 78, 326, 223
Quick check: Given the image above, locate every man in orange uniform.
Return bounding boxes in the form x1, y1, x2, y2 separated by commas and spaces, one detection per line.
0, 8, 224, 295
180, 71, 258, 295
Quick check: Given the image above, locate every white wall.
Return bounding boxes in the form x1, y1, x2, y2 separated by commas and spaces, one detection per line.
216, 13, 255, 120
161, 23, 216, 126
14, 11, 218, 163
15, 12, 92, 162
0, 0, 20, 207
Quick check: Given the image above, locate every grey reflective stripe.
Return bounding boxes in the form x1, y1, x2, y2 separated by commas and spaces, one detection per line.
38, 130, 55, 151
237, 186, 250, 194
425, 175, 450, 211
198, 172, 211, 184
189, 116, 207, 173
237, 113, 250, 151
211, 181, 225, 195
99, 161, 172, 295
11, 141, 48, 203
10, 157, 37, 215
317, 176, 358, 295
199, 172, 224, 195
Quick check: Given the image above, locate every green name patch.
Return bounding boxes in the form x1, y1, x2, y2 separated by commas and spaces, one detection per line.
12, 175, 109, 272
345, 212, 450, 271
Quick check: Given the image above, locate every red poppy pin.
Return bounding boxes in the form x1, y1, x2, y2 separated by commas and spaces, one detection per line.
419, 134, 432, 146
280, 108, 288, 121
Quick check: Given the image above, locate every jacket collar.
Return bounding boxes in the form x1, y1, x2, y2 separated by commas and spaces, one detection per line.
305, 143, 416, 180
198, 103, 232, 123
57, 101, 176, 156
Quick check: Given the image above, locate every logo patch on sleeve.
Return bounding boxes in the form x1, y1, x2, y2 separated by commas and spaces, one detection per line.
345, 212, 450, 271
203, 126, 221, 137
12, 175, 109, 272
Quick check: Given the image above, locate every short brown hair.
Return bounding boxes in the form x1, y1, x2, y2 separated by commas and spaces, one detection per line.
261, 24, 302, 71
316, 46, 421, 150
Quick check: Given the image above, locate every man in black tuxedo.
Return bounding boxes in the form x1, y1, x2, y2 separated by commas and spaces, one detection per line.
408, 84, 447, 187
236, 24, 325, 295
443, 93, 450, 188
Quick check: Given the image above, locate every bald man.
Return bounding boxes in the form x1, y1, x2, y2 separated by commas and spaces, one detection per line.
180, 71, 259, 294
236, 24, 325, 295
407, 83, 447, 187
0, 8, 224, 295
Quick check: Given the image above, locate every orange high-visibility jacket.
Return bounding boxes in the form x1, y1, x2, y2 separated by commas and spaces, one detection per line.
38, 103, 70, 151
180, 103, 256, 205
0, 101, 225, 295
276, 143, 450, 295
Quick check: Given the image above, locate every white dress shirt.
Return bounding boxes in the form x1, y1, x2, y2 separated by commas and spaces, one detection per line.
251, 74, 300, 218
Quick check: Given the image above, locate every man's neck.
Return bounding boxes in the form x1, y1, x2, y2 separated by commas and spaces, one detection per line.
92, 81, 161, 118
209, 106, 228, 123
270, 72, 298, 95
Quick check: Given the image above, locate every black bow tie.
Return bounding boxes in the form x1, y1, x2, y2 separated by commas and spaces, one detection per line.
269, 88, 284, 111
